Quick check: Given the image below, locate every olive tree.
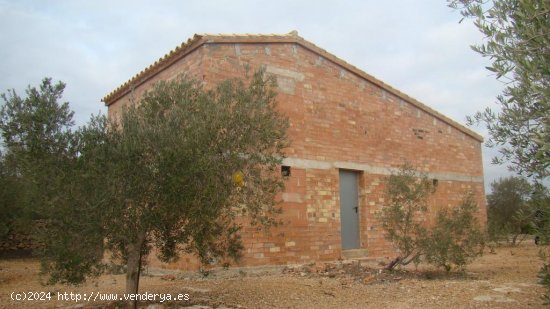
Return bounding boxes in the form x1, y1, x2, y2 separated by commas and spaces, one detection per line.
1, 78, 110, 282
1, 70, 289, 308
449, 0, 548, 298
37, 114, 110, 285
101, 68, 288, 298
448, 0, 549, 180
378, 163, 433, 270
0, 78, 76, 247
486, 176, 535, 245
0, 151, 24, 240
421, 194, 485, 271
380, 163, 484, 271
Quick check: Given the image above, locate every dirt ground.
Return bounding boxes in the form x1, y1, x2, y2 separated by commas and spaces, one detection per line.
0, 241, 546, 308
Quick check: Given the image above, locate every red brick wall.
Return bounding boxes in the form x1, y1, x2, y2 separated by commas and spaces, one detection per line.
108, 46, 206, 121
108, 41, 486, 270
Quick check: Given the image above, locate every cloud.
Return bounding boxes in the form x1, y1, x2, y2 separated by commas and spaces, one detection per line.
0, 0, 515, 191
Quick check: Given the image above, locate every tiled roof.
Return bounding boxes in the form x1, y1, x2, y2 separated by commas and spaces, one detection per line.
102, 31, 483, 142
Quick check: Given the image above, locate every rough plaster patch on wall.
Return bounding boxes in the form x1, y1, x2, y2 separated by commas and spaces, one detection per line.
315, 56, 324, 66
276, 77, 296, 95
381, 89, 388, 100
265, 65, 305, 81
206, 43, 221, 53
339, 69, 346, 79
264, 65, 305, 95
292, 45, 298, 56
282, 193, 304, 203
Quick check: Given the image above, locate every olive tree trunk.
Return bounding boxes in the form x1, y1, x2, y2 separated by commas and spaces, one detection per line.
125, 232, 146, 309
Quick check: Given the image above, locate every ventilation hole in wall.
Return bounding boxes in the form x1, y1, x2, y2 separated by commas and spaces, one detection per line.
412, 128, 429, 139
282, 165, 291, 177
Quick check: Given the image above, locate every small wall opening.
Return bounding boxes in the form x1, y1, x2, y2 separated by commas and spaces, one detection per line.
281, 165, 291, 177
432, 179, 439, 192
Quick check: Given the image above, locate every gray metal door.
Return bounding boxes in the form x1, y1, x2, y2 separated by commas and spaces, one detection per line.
339, 170, 360, 250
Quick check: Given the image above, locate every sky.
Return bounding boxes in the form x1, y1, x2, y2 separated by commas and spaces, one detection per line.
0, 0, 517, 192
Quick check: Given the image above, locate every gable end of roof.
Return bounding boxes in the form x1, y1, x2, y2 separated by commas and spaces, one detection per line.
102, 31, 483, 142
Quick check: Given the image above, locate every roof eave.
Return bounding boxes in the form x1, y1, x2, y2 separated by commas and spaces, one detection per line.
101, 34, 206, 105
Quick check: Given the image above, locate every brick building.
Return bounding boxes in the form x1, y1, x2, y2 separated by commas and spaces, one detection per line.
103, 31, 486, 270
